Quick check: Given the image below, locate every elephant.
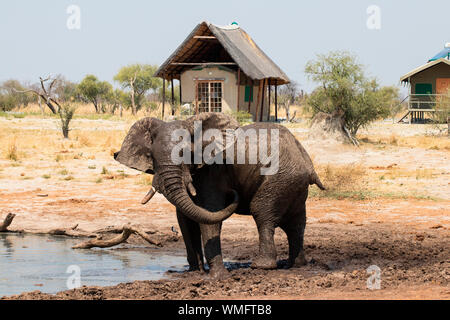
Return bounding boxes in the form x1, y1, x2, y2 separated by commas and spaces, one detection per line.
114, 112, 325, 278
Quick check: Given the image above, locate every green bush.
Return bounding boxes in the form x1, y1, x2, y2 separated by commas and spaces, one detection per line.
305, 51, 400, 136
58, 104, 76, 139
0, 94, 17, 111
226, 110, 253, 125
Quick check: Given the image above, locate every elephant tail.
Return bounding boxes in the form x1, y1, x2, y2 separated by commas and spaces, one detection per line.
310, 171, 326, 190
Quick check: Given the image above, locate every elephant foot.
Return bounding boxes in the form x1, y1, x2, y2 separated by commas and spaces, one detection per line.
289, 253, 308, 268
251, 256, 277, 270
208, 266, 230, 280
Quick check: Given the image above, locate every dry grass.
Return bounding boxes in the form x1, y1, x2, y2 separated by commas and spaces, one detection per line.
310, 163, 370, 200
1, 105, 446, 201
0, 127, 127, 163
136, 174, 153, 186
3, 102, 165, 121
5, 140, 19, 161
359, 133, 450, 151
320, 163, 367, 186
309, 163, 439, 200
376, 167, 436, 180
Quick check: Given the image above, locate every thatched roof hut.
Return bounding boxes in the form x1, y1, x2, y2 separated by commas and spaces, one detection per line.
155, 21, 289, 121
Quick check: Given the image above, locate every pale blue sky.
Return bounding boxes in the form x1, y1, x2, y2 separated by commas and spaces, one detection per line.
0, 0, 448, 93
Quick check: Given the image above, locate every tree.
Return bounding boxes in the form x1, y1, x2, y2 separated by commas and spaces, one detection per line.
0, 92, 16, 111
278, 81, 299, 122
378, 86, 404, 123
305, 51, 397, 138
13, 76, 63, 114
0, 80, 32, 111
1, 80, 36, 108
58, 104, 76, 139
106, 89, 129, 116
114, 64, 161, 115
432, 88, 450, 135
52, 75, 80, 103
78, 75, 113, 113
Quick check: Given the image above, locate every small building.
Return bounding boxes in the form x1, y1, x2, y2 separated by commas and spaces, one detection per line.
155, 21, 290, 121
400, 43, 450, 123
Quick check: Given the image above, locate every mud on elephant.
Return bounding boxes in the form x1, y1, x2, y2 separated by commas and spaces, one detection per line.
114, 113, 324, 278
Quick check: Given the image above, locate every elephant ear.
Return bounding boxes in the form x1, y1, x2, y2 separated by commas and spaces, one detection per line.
115, 117, 163, 173
184, 112, 239, 162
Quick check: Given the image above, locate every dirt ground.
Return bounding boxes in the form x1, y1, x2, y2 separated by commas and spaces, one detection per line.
0, 117, 449, 300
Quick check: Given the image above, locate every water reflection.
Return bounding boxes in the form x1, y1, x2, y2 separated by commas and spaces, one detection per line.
0, 233, 187, 296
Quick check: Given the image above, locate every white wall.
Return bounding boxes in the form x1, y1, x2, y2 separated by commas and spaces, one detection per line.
180, 66, 269, 120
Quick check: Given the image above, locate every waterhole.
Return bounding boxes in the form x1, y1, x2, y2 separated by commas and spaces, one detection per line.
0, 233, 187, 297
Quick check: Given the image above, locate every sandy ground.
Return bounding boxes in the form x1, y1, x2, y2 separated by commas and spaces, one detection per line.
0, 117, 449, 299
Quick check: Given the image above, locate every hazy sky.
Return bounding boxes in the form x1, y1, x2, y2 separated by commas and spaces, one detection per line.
0, 0, 448, 93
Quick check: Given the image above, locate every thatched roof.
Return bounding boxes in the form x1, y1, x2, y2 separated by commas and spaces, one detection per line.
155, 21, 290, 85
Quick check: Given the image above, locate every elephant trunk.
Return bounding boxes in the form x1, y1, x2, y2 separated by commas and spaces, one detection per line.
159, 165, 238, 225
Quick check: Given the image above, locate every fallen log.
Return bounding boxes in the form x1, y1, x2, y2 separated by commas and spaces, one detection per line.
72, 224, 162, 249
0, 213, 15, 232
0, 214, 163, 249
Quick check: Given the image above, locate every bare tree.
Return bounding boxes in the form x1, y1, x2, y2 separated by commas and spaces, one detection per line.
14, 76, 62, 114
279, 81, 299, 122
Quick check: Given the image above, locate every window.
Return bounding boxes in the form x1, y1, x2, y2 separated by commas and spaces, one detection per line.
196, 81, 223, 112
244, 85, 253, 102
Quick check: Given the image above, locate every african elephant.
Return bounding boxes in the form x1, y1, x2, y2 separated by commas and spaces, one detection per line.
114, 112, 324, 278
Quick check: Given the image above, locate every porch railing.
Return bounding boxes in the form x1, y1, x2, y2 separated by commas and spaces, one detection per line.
408, 94, 445, 110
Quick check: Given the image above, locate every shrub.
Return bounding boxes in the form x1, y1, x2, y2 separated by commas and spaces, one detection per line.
226, 110, 253, 125
6, 140, 18, 161
58, 104, 76, 139
305, 51, 399, 137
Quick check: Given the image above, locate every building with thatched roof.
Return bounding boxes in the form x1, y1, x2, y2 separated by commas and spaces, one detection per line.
399, 43, 450, 123
155, 21, 290, 121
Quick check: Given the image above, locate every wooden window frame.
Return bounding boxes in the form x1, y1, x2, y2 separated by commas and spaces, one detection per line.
195, 80, 224, 113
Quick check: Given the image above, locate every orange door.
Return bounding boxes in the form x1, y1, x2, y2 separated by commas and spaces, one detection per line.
436, 78, 450, 94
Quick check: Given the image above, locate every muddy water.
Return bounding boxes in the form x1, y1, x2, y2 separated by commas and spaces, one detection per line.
0, 233, 187, 297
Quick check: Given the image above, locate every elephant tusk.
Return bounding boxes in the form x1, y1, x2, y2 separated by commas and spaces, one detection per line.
141, 187, 156, 205
187, 182, 197, 197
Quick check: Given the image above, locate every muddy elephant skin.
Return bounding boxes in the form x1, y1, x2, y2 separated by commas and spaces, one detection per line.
114, 113, 324, 278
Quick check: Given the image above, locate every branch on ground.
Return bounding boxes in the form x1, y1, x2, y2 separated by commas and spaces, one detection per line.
0, 214, 163, 249
0, 213, 15, 232
72, 223, 162, 249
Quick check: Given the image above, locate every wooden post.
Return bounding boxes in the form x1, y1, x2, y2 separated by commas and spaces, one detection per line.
179, 79, 182, 106
447, 116, 449, 136
195, 80, 199, 115
248, 81, 252, 114
171, 76, 175, 116
259, 79, 266, 122
267, 79, 271, 121
236, 68, 241, 112
255, 79, 264, 122
275, 82, 278, 122
162, 76, 166, 119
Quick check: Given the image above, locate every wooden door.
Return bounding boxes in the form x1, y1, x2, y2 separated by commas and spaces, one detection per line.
436, 78, 450, 95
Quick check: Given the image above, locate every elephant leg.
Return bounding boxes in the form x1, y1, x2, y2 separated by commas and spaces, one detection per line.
199, 223, 228, 279
176, 209, 204, 271
251, 220, 278, 269
280, 203, 307, 267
